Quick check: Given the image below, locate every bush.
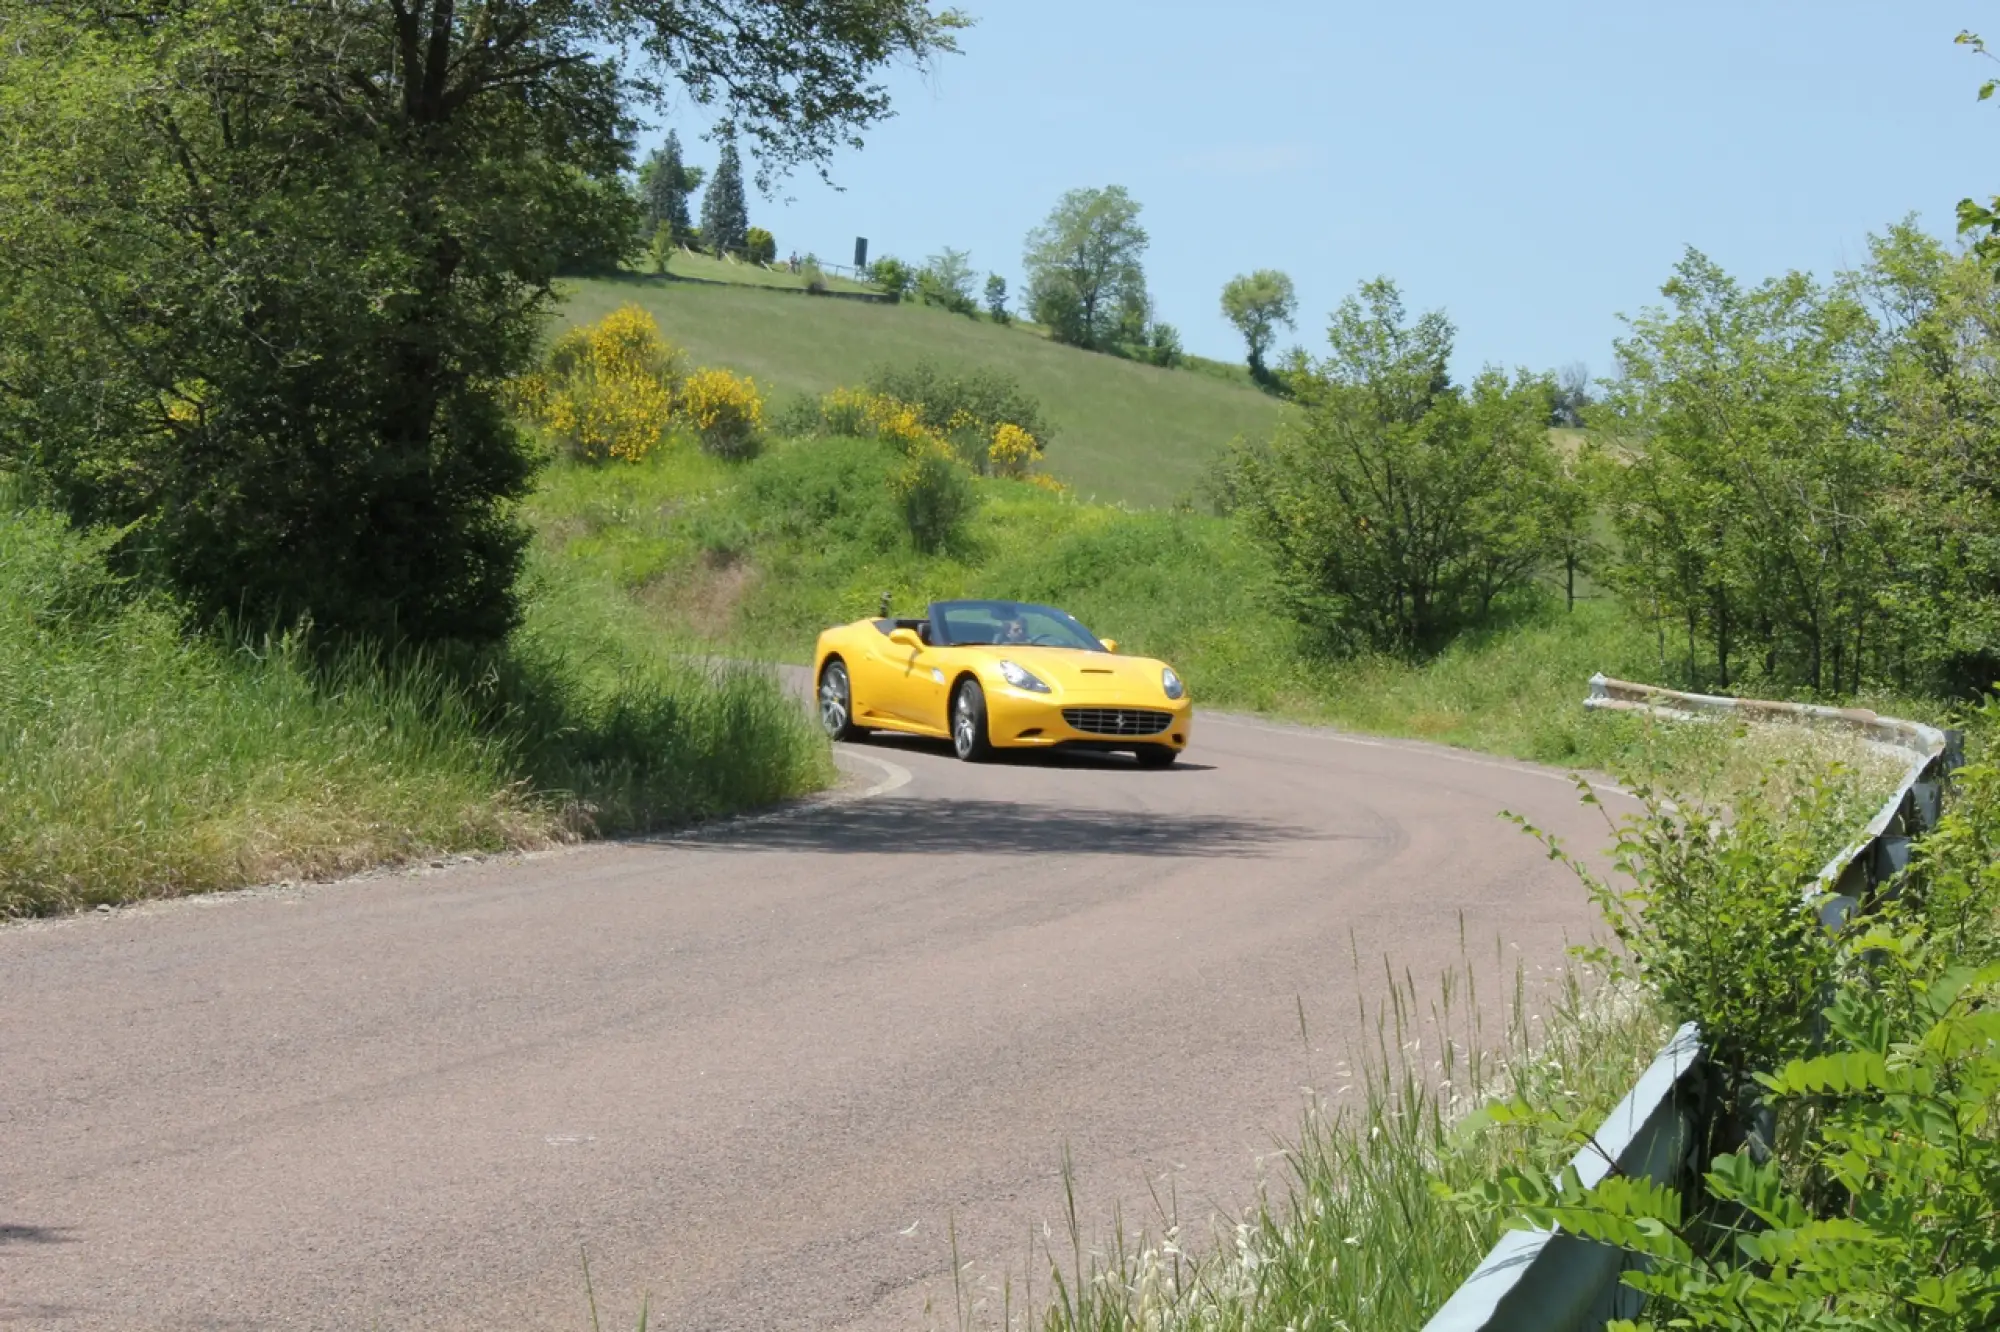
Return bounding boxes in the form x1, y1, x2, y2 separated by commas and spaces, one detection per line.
744, 226, 776, 265
869, 256, 914, 301
678, 367, 764, 460
988, 422, 1038, 477
864, 361, 1052, 454
802, 259, 829, 294
1142, 320, 1184, 367
524, 305, 683, 463
893, 441, 978, 554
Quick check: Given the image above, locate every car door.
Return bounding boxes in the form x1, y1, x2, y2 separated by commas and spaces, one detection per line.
860, 625, 946, 732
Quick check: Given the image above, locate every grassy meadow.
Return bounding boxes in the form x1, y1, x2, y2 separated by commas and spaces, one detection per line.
559, 274, 1291, 508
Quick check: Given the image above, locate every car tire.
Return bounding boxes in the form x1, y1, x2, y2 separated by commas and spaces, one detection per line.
951, 679, 995, 762
1134, 745, 1179, 769
818, 659, 866, 742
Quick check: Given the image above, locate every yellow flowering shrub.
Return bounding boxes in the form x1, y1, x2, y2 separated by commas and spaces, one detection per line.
817, 386, 874, 439
522, 305, 684, 463
988, 422, 1040, 477
1024, 472, 1070, 495
814, 387, 942, 456
679, 367, 765, 460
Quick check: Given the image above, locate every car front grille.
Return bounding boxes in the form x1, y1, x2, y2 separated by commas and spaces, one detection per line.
1062, 707, 1172, 737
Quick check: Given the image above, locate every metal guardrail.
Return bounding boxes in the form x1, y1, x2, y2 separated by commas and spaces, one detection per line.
1421, 674, 1959, 1332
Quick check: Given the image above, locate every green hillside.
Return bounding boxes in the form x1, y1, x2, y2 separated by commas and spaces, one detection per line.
558, 273, 1290, 508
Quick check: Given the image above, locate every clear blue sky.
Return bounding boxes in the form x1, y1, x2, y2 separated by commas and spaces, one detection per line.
644, 1, 1994, 378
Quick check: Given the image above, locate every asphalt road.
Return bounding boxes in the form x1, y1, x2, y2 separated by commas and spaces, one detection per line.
2, 712, 1623, 1331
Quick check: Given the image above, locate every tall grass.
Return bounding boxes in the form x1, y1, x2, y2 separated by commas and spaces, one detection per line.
936, 950, 1669, 1332
0, 503, 831, 917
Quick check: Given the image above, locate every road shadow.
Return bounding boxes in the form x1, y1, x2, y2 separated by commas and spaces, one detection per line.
689, 796, 1331, 858
0, 1223, 74, 1247
853, 734, 1218, 773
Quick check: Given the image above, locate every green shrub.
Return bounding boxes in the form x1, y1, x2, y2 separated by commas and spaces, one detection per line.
869, 255, 914, 301
744, 226, 776, 265
735, 436, 902, 550
864, 360, 1052, 454
893, 445, 978, 554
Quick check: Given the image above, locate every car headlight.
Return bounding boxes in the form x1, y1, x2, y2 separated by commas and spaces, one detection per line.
997, 660, 1051, 693
1162, 667, 1185, 700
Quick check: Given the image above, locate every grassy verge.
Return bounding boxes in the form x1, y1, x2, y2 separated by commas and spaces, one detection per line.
927, 957, 1668, 1332
0, 502, 832, 917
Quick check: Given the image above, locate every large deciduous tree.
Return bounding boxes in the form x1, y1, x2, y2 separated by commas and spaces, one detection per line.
1022, 186, 1149, 349
1222, 279, 1559, 656
0, 0, 964, 646
1219, 270, 1298, 379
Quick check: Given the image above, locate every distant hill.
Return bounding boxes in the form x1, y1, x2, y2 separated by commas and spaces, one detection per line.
558, 271, 1290, 508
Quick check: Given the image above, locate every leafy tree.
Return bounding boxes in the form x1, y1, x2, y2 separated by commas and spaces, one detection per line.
1222, 279, 1557, 655
0, 1, 962, 645
1848, 222, 2000, 695
1604, 250, 1886, 692
1219, 270, 1298, 378
700, 138, 751, 256
745, 226, 777, 264
639, 130, 696, 245
1023, 186, 1149, 349
918, 247, 976, 313
984, 273, 1010, 323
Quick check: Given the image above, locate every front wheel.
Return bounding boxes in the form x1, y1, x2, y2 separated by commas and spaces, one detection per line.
952, 680, 995, 762
1134, 745, 1179, 769
819, 660, 866, 742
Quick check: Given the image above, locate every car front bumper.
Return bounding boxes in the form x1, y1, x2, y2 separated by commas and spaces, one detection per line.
983, 689, 1193, 752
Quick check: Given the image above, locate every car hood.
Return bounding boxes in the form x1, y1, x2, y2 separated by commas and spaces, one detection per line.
961, 646, 1177, 695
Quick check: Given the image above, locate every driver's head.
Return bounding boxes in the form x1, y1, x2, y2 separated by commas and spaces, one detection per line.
999, 615, 1026, 642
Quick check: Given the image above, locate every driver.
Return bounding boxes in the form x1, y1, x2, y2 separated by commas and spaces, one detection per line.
997, 611, 1029, 644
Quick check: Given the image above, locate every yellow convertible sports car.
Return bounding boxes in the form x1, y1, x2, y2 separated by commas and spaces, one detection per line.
813, 599, 1193, 766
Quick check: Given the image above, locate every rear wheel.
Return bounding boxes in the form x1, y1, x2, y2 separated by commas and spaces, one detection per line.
819, 660, 865, 742
952, 680, 995, 762
1134, 745, 1179, 769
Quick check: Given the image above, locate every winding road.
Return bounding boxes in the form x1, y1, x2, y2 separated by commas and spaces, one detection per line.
2, 710, 1623, 1331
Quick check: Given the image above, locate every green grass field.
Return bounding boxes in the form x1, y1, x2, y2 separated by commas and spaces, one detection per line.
558, 274, 1291, 508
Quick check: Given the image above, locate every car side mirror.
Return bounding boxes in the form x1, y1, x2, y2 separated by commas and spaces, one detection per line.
889, 627, 923, 651
1100, 639, 1118, 654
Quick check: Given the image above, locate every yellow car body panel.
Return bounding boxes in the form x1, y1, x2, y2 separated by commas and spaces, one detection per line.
813, 608, 1193, 755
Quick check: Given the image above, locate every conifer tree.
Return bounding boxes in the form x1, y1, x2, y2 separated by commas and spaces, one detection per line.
700, 139, 750, 256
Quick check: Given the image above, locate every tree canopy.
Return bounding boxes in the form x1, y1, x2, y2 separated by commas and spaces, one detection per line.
1220, 270, 1298, 377
1023, 186, 1149, 350
0, 0, 965, 644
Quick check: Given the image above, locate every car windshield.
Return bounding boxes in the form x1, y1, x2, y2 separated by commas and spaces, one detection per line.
929, 600, 1106, 650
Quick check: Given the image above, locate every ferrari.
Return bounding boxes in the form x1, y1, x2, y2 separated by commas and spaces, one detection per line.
813, 599, 1193, 766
